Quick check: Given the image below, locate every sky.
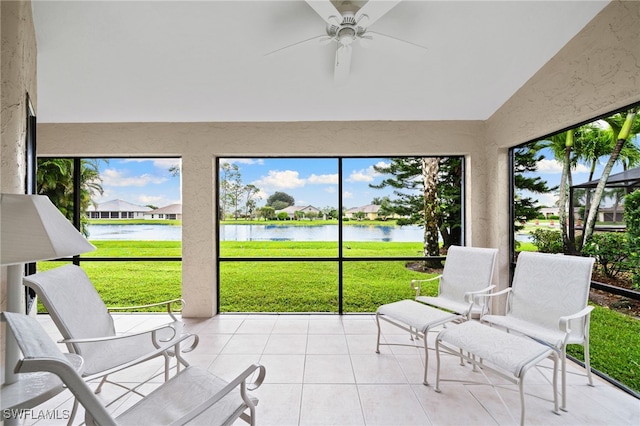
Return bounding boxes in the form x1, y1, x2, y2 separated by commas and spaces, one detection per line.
91, 141, 635, 210
91, 157, 401, 209
520, 142, 632, 209
92, 158, 181, 208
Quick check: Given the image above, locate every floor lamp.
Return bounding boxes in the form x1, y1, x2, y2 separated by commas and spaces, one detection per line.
1, 194, 95, 414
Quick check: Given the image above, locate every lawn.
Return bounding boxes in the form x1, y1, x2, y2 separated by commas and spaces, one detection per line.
35, 239, 640, 393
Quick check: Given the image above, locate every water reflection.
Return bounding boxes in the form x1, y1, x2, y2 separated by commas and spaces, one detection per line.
88, 224, 424, 242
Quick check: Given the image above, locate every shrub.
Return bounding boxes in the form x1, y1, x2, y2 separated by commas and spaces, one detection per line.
529, 228, 563, 253
624, 190, 640, 288
582, 232, 630, 278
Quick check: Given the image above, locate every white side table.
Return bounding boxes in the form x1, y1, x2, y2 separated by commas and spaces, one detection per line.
1, 354, 83, 425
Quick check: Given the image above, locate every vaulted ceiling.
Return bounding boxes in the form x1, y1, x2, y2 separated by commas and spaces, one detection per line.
32, 1, 610, 123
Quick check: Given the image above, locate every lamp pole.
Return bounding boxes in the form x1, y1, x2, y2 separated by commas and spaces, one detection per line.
4, 264, 24, 384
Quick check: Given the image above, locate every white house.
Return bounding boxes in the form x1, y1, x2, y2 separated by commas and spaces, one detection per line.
145, 203, 182, 220
87, 199, 152, 219
275, 205, 321, 219
344, 204, 381, 220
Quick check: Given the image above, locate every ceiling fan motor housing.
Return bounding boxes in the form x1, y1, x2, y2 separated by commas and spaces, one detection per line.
326, 12, 367, 45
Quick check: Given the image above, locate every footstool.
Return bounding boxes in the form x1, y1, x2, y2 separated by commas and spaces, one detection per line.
435, 321, 559, 426
376, 299, 462, 385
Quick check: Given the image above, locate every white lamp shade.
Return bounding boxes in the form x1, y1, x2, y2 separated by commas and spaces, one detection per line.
1, 193, 96, 265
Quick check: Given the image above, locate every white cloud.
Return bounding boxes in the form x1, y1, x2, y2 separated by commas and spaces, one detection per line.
536, 159, 589, 174
534, 192, 559, 208
137, 195, 166, 205
347, 161, 388, 183
102, 169, 168, 187
221, 158, 264, 165
343, 191, 353, 199
307, 173, 338, 184
253, 170, 305, 190
324, 186, 336, 194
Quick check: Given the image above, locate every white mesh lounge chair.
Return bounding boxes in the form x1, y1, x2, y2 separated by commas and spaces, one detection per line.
412, 245, 498, 319
477, 251, 595, 411
22, 264, 199, 421
2, 311, 265, 426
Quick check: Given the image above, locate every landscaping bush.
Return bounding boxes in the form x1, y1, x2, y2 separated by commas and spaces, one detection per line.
582, 232, 630, 279
529, 228, 563, 253
624, 190, 640, 288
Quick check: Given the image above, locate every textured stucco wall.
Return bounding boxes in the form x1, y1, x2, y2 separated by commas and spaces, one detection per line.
1, 0, 38, 383
31, 0, 640, 318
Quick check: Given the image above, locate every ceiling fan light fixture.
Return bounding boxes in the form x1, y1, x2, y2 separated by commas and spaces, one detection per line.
337, 27, 356, 45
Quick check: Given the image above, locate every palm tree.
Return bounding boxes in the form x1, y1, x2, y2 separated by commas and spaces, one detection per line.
583, 107, 639, 244
37, 158, 104, 236
541, 130, 579, 252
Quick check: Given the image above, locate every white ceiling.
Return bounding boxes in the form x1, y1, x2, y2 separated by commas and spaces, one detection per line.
32, 0, 610, 123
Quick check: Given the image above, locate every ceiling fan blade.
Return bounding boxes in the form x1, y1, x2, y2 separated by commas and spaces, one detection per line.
305, 0, 342, 26
367, 30, 428, 51
356, 0, 402, 27
265, 34, 330, 56
334, 45, 352, 83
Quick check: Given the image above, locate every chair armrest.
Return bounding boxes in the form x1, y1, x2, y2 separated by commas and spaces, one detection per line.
463, 285, 496, 303
63, 331, 199, 380
108, 298, 184, 322
175, 364, 267, 425
559, 305, 594, 333
411, 276, 442, 297
59, 323, 199, 354
473, 287, 510, 303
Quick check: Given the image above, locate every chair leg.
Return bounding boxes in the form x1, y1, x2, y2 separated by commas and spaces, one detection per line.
561, 346, 567, 411
584, 341, 594, 387
67, 397, 79, 426
164, 353, 171, 381
94, 375, 108, 394
375, 313, 382, 354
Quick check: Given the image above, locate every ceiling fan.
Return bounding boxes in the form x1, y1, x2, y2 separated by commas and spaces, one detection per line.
267, 0, 427, 82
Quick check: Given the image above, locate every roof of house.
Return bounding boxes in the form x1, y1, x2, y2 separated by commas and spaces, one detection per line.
149, 203, 182, 215
88, 199, 152, 212
573, 167, 640, 189
276, 205, 320, 214
346, 204, 381, 214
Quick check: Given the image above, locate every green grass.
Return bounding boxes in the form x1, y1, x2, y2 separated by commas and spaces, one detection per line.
34, 239, 640, 393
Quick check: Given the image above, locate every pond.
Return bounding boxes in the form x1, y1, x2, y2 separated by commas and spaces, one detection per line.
87, 223, 425, 242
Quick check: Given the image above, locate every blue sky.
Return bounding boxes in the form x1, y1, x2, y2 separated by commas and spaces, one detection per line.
92, 145, 634, 210
221, 158, 398, 209
93, 158, 181, 208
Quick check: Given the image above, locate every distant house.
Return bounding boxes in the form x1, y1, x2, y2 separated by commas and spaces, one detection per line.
345, 204, 381, 220
275, 205, 321, 219
597, 205, 625, 223
539, 207, 559, 219
145, 203, 182, 220
88, 199, 152, 219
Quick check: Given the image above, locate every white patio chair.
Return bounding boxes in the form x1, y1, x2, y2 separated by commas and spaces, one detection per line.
477, 251, 595, 411
2, 311, 265, 426
22, 264, 199, 422
412, 245, 498, 319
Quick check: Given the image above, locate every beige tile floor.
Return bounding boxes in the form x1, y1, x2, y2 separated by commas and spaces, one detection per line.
24, 313, 640, 425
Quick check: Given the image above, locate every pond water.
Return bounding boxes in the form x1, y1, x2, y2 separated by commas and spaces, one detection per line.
87, 223, 425, 242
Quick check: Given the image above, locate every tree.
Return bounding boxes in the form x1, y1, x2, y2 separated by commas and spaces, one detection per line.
258, 206, 275, 220
583, 107, 639, 244
436, 157, 463, 247
370, 157, 462, 265
243, 184, 260, 219
219, 163, 241, 219
37, 158, 104, 236
267, 191, 294, 207
513, 143, 555, 233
